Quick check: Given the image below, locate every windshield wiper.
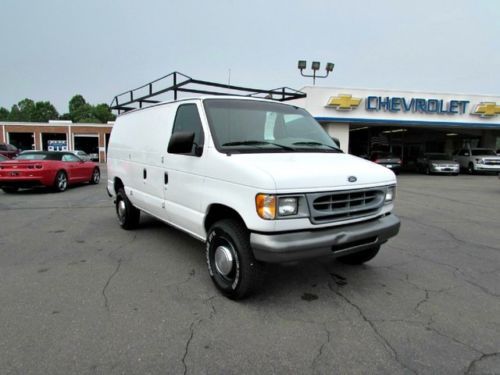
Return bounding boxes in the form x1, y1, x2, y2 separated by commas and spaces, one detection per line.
292, 141, 342, 152
222, 140, 295, 151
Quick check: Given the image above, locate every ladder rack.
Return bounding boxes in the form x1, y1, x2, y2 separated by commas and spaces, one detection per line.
110, 71, 306, 113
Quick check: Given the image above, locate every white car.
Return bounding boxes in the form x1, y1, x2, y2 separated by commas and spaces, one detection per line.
107, 97, 400, 299
454, 148, 500, 174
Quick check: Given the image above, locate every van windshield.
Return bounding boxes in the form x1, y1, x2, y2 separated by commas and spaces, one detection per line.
203, 99, 341, 153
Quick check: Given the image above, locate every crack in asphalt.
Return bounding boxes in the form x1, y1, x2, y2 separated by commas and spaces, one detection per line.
398, 214, 500, 253
465, 352, 500, 374
102, 258, 122, 313
101, 234, 137, 313
389, 245, 500, 298
328, 282, 417, 375
182, 295, 219, 375
182, 321, 199, 375
311, 325, 331, 373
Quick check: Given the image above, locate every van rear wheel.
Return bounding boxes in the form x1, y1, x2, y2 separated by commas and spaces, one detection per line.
337, 246, 380, 265
116, 188, 140, 230
206, 219, 265, 300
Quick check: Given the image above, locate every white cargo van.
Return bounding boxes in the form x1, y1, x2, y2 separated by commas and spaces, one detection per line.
107, 97, 400, 299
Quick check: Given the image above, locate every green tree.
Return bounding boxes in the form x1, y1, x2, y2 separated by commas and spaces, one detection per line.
0, 107, 9, 121
17, 98, 36, 121
68, 95, 86, 114
93, 103, 115, 123
32, 101, 59, 122
67, 95, 115, 123
8, 104, 22, 121
68, 95, 94, 122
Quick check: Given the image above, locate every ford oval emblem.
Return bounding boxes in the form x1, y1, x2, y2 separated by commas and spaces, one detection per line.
348, 176, 357, 183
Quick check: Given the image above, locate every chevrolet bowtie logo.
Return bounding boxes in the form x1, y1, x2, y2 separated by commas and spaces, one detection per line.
326, 94, 362, 110
471, 102, 500, 117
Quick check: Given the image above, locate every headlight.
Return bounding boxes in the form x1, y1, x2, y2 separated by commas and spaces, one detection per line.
256, 194, 276, 220
256, 194, 307, 219
432, 163, 439, 168
385, 186, 396, 203
278, 197, 298, 216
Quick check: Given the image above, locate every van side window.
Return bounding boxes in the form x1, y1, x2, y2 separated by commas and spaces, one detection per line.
172, 104, 204, 156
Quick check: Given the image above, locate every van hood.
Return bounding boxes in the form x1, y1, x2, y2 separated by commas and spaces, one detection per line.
230, 152, 396, 191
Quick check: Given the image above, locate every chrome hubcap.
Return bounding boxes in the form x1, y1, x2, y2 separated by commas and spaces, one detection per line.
93, 171, 99, 182
214, 245, 234, 276
118, 200, 126, 220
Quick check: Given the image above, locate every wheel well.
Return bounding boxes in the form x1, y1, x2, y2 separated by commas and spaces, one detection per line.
204, 204, 246, 232
114, 177, 124, 194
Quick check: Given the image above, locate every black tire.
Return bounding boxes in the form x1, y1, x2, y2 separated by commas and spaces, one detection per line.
337, 246, 380, 265
53, 171, 68, 192
2, 187, 18, 193
115, 188, 140, 230
206, 219, 265, 300
89, 168, 100, 184
467, 163, 475, 175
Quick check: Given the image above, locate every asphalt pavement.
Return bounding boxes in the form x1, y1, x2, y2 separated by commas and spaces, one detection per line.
0, 169, 499, 374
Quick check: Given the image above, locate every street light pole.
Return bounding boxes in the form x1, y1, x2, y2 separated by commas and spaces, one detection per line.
298, 61, 334, 85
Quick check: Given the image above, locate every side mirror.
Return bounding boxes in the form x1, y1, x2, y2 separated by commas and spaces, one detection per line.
168, 132, 195, 154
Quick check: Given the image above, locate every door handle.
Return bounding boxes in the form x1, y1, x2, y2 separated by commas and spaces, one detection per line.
164, 172, 168, 185
143, 169, 147, 179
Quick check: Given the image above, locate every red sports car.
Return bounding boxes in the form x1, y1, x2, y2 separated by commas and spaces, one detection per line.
0, 151, 100, 193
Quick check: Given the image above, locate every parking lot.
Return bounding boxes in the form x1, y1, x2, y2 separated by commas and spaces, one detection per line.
0, 170, 499, 375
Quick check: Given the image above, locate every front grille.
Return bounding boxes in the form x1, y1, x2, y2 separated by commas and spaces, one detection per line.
307, 188, 386, 224
484, 159, 500, 165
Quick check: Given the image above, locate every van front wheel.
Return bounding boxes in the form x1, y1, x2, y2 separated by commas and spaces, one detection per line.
116, 188, 140, 230
206, 219, 265, 300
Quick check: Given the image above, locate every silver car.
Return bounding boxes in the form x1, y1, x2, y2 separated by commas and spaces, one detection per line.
70, 150, 91, 161
416, 153, 459, 175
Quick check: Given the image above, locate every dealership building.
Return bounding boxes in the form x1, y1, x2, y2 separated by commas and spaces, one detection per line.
0, 121, 113, 162
2, 86, 499, 167
293, 87, 500, 165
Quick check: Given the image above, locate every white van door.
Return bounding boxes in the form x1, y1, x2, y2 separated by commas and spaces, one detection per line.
163, 103, 206, 238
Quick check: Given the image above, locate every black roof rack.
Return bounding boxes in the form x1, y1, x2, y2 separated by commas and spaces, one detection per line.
110, 71, 306, 113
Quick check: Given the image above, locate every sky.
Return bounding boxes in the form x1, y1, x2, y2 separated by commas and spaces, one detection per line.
0, 0, 499, 113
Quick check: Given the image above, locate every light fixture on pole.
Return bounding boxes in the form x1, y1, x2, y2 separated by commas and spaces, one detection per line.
298, 60, 335, 85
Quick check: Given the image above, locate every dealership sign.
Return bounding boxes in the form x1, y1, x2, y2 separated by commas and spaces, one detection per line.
366, 96, 469, 114
326, 94, 500, 118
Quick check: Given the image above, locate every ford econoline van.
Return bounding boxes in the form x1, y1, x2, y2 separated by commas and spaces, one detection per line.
107, 97, 400, 299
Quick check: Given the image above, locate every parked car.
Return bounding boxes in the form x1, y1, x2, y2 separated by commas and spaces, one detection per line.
70, 150, 92, 161
369, 152, 402, 174
0, 143, 20, 159
416, 153, 459, 175
0, 151, 100, 193
454, 148, 500, 174
107, 96, 400, 299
